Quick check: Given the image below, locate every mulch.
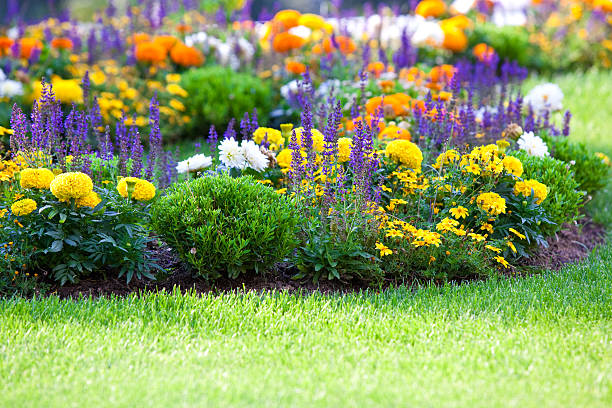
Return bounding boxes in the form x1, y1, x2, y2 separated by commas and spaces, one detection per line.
49, 217, 607, 299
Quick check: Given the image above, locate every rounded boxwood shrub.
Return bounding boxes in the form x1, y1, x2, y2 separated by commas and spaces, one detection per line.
180, 66, 275, 136
544, 136, 610, 196
513, 151, 585, 236
150, 174, 298, 279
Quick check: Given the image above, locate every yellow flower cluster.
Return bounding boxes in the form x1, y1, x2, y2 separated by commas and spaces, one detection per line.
385, 140, 423, 170
253, 127, 285, 149
476, 192, 507, 216
502, 156, 524, 177
11, 198, 37, 216
514, 179, 548, 204
0, 159, 22, 182
50, 172, 94, 201
459, 144, 504, 176
337, 137, 352, 163
20, 168, 55, 189
117, 177, 156, 201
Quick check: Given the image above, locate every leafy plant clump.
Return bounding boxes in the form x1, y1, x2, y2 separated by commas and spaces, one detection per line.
181, 66, 275, 136
151, 174, 299, 279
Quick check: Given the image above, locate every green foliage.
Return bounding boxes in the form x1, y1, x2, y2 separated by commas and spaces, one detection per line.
544, 136, 610, 196
513, 150, 585, 236
1, 188, 159, 285
151, 174, 298, 279
469, 23, 536, 68
293, 195, 382, 283
181, 66, 275, 136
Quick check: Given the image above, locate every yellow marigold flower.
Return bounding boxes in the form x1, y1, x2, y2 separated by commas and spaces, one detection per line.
494, 255, 510, 269
169, 99, 185, 112
20, 168, 55, 189
166, 73, 181, 83
514, 179, 548, 204
275, 188, 287, 194
449, 206, 468, 219
0, 208, 7, 218
502, 156, 523, 177
253, 127, 284, 147
385, 229, 404, 238
117, 177, 156, 201
11, 198, 37, 216
385, 140, 423, 170
375, 242, 393, 256
0, 126, 14, 136
434, 149, 459, 168
50, 172, 93, 200
485, 245, 502, 253
509, 228, 526, 240
294, 127, 325, 152
507, 241, 517, 254
166, 83, 188, 97
276, 149, 293, 169
33, 78, 83, 104
468, 232, 486, 242
337, 137, 352, 163
476, 192, 506, 216
436, 217, 459, 232
76, 191, 101, 208
480, 223, 494, 234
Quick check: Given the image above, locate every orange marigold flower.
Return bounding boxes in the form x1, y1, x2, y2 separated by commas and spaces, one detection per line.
441, 25, 468, 53
135, 41, 167, 64
153, 35, 179, 51
378, 125, 411, 141
170, 43, 204, 67
322, 36, 356, 54
274, 9, 302, 30
50, 37, 73, 50
429, 64, 455, 83
272, 32, 305, 53
415, 0, 447, 18
285, 60, 307, 75
130, 32, 151, 45
0, 37, 14, 55
18, 38, 43, 59
367, 61, 386, 78
473, 43, 496, 62
176, 23, 192, 34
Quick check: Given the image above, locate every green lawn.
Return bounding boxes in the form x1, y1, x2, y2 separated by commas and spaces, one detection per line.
0, 70, 611, 407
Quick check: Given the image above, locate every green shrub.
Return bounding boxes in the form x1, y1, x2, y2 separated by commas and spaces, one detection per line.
181, 66, 275, 136
544, 136, 610, 196
150, 174, 298, 279
2, 187, 159, 285
513, 151, 585, 236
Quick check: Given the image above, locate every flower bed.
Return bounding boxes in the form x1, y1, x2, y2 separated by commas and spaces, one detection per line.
0, 1, 610, 296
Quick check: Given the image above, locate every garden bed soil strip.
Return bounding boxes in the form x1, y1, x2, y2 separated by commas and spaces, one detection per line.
50, 218, 607, 299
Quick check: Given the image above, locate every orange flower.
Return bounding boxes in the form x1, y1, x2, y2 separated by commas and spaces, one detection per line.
18, 38, 43, 59
322, 36, 356, 54
170, 43, 204, 67
473, 43, 496, 61
274, 9, 302, 30
367, 61, 385, 78
130, 32, 151, 45
346, 116, 386, 132
51, 37, 73, 50
441, 25, 468, 52
153, 35, 179, 51
365, 94, 411, 117
379, 125, 411, 141
0, 37, 13, 56
176, 23, 192, 34
272, 32, 305, 53
285, 60, 307, 74
415, 0, 447, 18
134, 41, 167, 64
379, 79, 395, 92
594, 0, 612, 12
429, 64, 455, 83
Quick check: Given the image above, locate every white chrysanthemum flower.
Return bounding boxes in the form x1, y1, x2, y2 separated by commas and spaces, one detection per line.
492, 0, 529, 26
411, 18, 444, 47
241, 140, 269, 172
288, 25, 312, 39
524, 83, 564, 115
0, 69, 6, 82
219, 137, 246, 169
517, 131, 550, 157
176, 154, 212, 174
0, 79, 24, 98
280, 79, 301, 101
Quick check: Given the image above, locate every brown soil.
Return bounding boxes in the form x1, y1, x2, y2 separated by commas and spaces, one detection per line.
519, 218, 607, 270
49, 218, 607, 299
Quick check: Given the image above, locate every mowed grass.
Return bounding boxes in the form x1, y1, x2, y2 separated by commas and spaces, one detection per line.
0, 246, 611, 408
0, 70, 610, 407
